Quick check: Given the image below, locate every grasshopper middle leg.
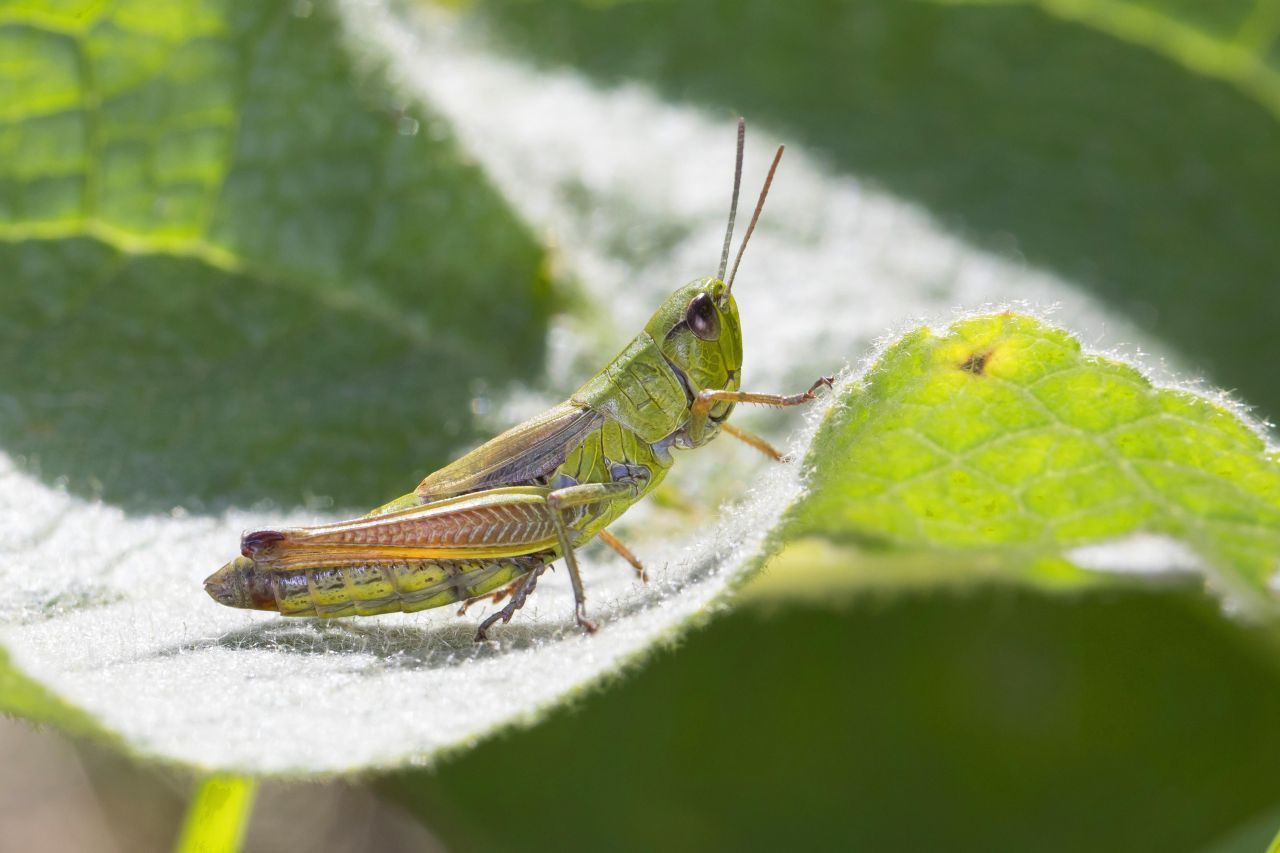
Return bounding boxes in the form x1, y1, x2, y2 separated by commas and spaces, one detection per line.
458, 575, 524, 616
546, 480, 642, 633
720, 422, 788, 463
471, 479, 642, 640
599, 528, 647, 582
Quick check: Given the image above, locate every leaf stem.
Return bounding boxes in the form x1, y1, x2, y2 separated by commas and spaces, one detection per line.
174, 775, 258, 853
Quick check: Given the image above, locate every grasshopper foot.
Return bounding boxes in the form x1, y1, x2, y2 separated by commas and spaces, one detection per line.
808, 375, 835, 397
575, 602, 598, 635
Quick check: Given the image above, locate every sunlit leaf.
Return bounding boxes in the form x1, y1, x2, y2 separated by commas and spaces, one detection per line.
776, 313, 1280, 610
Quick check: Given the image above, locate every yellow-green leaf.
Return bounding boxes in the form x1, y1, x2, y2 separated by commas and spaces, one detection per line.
781, 313, 1280, 608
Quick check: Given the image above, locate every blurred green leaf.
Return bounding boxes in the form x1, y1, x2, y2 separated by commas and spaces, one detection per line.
387, 587, 1280, 853
1198, 800, 1280, 853
0, 646, 112, 742
0, 0, 551, 512
781, 313, 1280, 609
473, 0, 1280, 419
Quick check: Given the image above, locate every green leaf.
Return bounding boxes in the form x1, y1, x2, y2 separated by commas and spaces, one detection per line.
780, 313, 1280, 608
0, 645, 115, 742
0, 0, 551, 512
1198, 801, 1280, 853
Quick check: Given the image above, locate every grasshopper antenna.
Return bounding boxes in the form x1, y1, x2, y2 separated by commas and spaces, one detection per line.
717, 117, 746, 284
724, 141, 785, 303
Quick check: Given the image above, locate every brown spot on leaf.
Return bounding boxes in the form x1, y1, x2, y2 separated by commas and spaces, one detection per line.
960, 351, 992, 375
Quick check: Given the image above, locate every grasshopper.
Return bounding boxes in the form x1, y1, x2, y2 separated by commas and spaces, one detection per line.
204, 120, 832, 640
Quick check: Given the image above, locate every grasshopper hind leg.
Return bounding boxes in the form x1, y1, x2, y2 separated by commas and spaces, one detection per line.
457, 575, 524, 616
473, 479, 644, 640
475, 562, 549, 642
546, 480, 642, 635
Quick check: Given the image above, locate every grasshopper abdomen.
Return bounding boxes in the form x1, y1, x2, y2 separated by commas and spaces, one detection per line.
205, 553, 550, 618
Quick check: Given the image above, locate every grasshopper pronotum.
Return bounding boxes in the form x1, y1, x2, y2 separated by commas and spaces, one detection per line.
205, 120, 833, 640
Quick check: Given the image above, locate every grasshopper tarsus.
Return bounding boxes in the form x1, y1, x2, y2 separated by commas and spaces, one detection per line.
474, 604, 513, 643
809, 375, 836, 396
575, 602, 599, 635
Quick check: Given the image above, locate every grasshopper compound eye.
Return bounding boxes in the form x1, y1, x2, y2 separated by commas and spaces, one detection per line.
686, 292, 721, 341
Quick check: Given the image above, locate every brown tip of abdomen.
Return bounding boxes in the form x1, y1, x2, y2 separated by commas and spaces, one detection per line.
204, 556, 278, 612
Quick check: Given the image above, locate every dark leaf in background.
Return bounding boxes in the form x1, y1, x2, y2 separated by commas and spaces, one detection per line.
0, 1, 551, 513
390, 587, 1280, 853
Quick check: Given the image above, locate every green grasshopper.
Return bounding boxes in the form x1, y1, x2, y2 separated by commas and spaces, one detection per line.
204, 120, 832, 640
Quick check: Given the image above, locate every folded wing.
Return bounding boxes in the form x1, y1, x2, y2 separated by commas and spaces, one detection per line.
242, 486, 560, 571
416, 401, 604, 500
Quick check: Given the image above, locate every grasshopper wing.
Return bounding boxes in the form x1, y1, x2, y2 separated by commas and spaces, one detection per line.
416, 401, 603, 500
241, 486, 561, 571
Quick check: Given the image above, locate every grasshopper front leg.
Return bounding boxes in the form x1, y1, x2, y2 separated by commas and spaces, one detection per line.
689, 375, 835, 445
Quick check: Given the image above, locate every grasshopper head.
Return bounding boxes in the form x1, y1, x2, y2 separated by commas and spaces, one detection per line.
646, 277, 742, 409
643, 120, 784, 424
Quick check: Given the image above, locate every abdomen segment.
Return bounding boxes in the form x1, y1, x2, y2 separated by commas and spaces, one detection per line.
204, 553, 551, 618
